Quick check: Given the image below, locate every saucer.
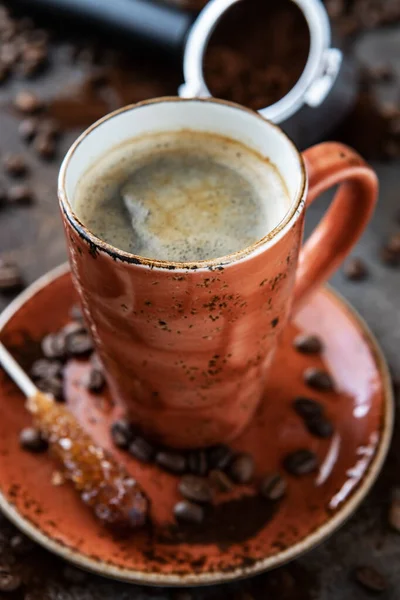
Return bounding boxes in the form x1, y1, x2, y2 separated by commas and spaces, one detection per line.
0, 264, 393, 586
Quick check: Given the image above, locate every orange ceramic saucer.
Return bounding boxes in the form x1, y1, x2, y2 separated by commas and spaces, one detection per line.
0, 264, 393, 586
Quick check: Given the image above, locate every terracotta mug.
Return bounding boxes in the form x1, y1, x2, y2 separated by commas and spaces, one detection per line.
58, 98, 378, 448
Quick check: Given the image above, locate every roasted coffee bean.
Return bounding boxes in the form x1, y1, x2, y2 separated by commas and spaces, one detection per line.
293, 397, 324, 419
129, 436, 155, 462
388, 487, 400, 533
293, 334, 323, 354
110, 419, 134, 450
84, 368, 105, 393
283, 449, 318, 476
41, 332, 66, 360
30, 358, 62, 380
34, 133, 56, 160
62, 565, 87, 584
229, 453, 255, 484
174, 500, 204, 524
7, 183, 34, 205
70, 303, 84, 322
188, 450, 208, 476
0, 259, 22, 291
209, 469, 234, 492
19, 117, 39, 142
37, 376, 64, 401
156, 450, 187, 474
3, 154, 28, 177
306, 415, 334, 438
0, 568, 22, 592
207, 444, 234, 471
19, 427, 48, 453
381, 233, 400, 266
66, 331, 93, 356
14, 90, 43, 113
304, 367, 334, 391
179, 475, 213, 504
260, 473, 287, 501
39, 117, 60, 139
343, 257, 368, 281
10, 533, 35, 555
354, 565, 387, 593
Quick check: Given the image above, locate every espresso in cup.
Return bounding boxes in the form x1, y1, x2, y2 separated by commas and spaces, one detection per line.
74, 130, 290, 262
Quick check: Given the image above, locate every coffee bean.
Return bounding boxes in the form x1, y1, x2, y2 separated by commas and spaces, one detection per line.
174, 500, 204, 524
381, 233, 400, 266
260, 473, 287, 500
19, 117, 39, 142
209, 469, 234, 492
306, 415, 334, 438
84, 368, 105, 393
7, 183, 34, 205
10, 533, 35, 555
66, 331, 93, 356
179, 475, 213, 504
39, 117, 60, 139
3, 154, 28, 177
293, 334, 323, 354
229, 453, 255, 484
188, 450, 208, 476
343, 257, 368, 281
34, 133, 56, 160
304, 367, 334, 391
0, 260, 22, 291
366, 64, 394, 82
156, 451, 187, 474
293, 397, 324, 419
19, 427, 48, 453
354, 565, 387, 593
37, 376, 64, 401
41, 332, 66, 360
129, 436, 156, 462
70, 303, 84, 322
14, 90, 43, 113
30, 358, 63, 380
0, 568, 22, 592
388, 487, 400, 533
110, 419, 134, 450
283, 449, 318, 476
62, 565, 87, 584
207, 444, 234, 471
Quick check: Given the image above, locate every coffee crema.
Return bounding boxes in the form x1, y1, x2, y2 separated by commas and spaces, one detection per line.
73, 130, 290, 262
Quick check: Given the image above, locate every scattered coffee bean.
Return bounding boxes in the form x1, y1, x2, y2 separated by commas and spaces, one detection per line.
110, 419, 134, 450
34, 132, 56, 160
66, 331, 93, 356
388, 487, 400, 533
84, 368, 105, 393
306, 415, 334, 438
188, 450, 208, 476
37, 376, 64, 401
14, 90, 43, 113
18, 117, 39, 142
62, 565, 87, 584
174, 500, 204, 524
209, 469, 234, 492
30, 358, 63, 380
41, 332, 66, 360
354, 565, 387, 593
3, 154, 28, 177
179, 475, 213, 504
19, 427, 48, 453
283, 449, 318, 476
7, 183, 34, 205
229, 453, 255, 484
10, 533, 35, 555
0, 568, 22, 592
293, 334, 323, 354
0, 259, 22, 291
304, 367, 334, 391
39, 117, 60, 139
343, 257, 368, 281
260, 473, 287, 501
207, 444, 234, 471
381, 233, 400, 266
156, 450, 187, 474
293, 397, 324, 419
129, 436, 155, 462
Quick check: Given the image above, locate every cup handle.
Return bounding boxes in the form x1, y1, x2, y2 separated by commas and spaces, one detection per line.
293, 142, 379, 311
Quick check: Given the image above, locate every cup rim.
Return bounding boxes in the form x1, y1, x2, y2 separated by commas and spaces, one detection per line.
58, 96, 307, 271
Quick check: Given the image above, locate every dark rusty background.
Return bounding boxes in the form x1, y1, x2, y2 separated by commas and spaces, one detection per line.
0, 2, 399, 598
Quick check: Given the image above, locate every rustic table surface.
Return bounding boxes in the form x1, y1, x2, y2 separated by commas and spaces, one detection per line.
0, 9, 399, 600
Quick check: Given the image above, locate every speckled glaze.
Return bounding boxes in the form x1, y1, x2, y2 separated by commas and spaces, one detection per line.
58, 98, 378, 448
0, 266, 393, 585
